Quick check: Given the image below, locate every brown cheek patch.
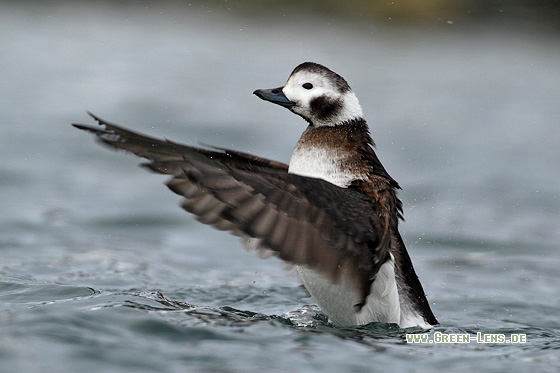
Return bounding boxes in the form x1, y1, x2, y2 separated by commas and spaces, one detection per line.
310, 96, 342, 121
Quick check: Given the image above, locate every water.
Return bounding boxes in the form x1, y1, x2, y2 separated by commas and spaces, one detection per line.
1, 2, 560, 372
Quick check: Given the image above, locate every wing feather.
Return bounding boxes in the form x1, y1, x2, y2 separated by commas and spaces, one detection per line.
72, 113, 390, 307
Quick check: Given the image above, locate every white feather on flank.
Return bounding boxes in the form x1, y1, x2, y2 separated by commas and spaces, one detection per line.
357, 257, 401, 325
296, 257, 401, 326
399, 306, 434, 330
296, 232, 430, 328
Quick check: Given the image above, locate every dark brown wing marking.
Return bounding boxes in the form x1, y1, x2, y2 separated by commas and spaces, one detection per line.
73, 113, 391, 308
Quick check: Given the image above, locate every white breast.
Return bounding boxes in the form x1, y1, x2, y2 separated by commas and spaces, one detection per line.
288, 146, 357, 188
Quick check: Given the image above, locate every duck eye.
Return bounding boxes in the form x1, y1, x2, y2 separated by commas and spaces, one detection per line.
302, 83, 313, 90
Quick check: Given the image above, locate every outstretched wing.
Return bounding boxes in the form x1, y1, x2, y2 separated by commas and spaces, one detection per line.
73, 112, 290, 172
73, 113, 390, 308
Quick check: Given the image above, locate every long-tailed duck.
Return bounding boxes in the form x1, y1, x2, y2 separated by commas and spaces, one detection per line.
73, 62, 438, 329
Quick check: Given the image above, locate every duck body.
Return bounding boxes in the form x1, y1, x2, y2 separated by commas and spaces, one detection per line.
74, 62, 438, 328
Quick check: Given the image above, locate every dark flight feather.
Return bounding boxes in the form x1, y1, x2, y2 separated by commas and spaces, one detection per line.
72, 112, 391, 308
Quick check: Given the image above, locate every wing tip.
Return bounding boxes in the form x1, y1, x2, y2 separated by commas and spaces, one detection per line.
71, 122, 105, 134
72, 111, 105, 131
86, 111, 102, 123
